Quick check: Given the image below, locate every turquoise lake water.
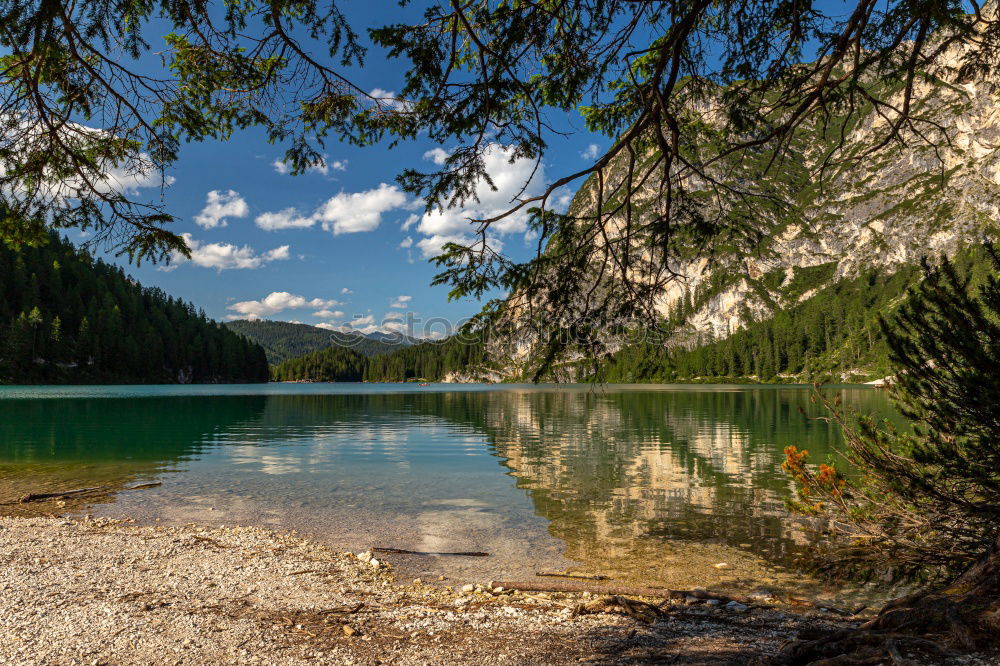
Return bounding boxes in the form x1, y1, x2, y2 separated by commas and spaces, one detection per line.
0, 383, 895, 595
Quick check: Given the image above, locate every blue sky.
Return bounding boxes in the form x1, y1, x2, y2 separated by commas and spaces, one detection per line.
89, 5, 606, 339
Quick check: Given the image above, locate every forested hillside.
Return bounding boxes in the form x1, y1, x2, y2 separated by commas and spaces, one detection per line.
347, 245, 996, 385
225, 319, 410, 365
596, 246, 997, 383
270, 346, 368, 382
363, 336, 488, 382
0, 233, 269, 384
270, 335, 488, 383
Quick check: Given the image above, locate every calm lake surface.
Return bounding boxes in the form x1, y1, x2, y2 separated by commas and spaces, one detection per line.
0, 383, 896, 598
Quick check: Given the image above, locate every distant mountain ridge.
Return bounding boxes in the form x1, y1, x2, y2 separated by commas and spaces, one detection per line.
224, 319, 415, 365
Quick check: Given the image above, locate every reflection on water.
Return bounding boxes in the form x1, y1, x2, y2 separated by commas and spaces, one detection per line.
1, 384, 894, 596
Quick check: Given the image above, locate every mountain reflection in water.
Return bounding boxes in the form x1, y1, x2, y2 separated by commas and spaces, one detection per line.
0, 385, 894, 593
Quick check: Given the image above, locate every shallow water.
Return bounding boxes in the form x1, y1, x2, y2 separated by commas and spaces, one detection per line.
0, 383, 896, 600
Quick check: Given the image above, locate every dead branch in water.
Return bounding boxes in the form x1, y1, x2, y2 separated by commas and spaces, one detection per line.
18, 486, 109, 503
372, 547, 489, 557
17, 481, 161, 504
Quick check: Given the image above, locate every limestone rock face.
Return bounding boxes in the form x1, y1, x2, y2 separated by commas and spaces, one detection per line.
476, 36, 1000, 381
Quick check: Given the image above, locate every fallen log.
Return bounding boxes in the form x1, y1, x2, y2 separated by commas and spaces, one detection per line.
489, 580, 749, 604
17, 481, 161, 504
536, 570, 610, 581
372, 547, 489, 557
18, 486, 109, 503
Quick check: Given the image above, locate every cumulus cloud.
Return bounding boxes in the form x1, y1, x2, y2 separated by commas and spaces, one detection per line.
340, 287, 352, 295
272, 157, 346, 176
389, 295, 412, 309
368, 88, 409, 111
314, 183, 407, 235
255, 183, 407, 235
227, 292, 342, 319
164, 234, 289, 271
581, 143, 601, 160
412, 144, 542, 258
399, 236, 413, 248
194, 189, 248, 229
255, 207, 315, 231
401, 213, 420, 231
423, 147, 449, 165
313, 309, 344, 319
1, 119, 175, 201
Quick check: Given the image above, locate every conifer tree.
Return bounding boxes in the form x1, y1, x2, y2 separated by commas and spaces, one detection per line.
779, 247, 1000, 661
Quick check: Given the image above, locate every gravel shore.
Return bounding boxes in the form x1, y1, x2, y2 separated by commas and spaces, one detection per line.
0, 516, 990, 665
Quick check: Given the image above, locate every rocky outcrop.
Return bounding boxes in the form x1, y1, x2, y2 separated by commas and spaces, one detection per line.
480, 35, 1000, 381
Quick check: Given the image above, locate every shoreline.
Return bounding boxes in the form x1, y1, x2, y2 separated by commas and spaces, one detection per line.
0, 514, 855, 666
4, 515, 995, 665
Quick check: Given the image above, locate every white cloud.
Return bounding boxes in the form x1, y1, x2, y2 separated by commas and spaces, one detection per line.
1, 119, 175, 201
315, 183, 407, 235
349, 314, 376, 327
390, 295, 412, 309
552, 186, 574, 213
581, 143, 601, 160
416, 233, 503, 260
272, 157, 346, 176
399, 236, 413, 248
313, 309, 344, 319
368, 88, 409, 111
255, 207, 315, 231
262, 246, 290, 262
227, 292, 341, 319
401, 213, 420, 231
194, 189, 248, 229
413, 144, 542, 257
340, 287, 352, 295
97, 155, 176, 195
423, 148, 449, 165
256, 183, 408, 236
165, 234, 290, 271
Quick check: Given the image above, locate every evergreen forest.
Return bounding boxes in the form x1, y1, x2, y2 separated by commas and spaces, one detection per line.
0, 234, 269, 384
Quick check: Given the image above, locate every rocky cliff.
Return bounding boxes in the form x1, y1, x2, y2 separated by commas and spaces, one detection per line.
477, 34, 1000, 382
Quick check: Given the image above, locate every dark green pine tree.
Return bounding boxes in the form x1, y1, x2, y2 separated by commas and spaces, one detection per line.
0, 232, 269, 384
781, 246, 1000, 662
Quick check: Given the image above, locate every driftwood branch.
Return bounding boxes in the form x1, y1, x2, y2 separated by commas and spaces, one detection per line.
489, 580, 749, 604
17, 481, 161, 503
372, 547, 489, 557
18, 486, 109, 503
536, 570, 610, 581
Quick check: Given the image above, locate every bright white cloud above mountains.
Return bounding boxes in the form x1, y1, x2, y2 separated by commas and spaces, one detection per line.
194, 189, 248, 229
165, 234, 289, 271
390, 295, 412, 308
254, 183, 407, 235
227, 292, 342, 319
315, 183, 408, 235
413, 144, 543, 258
250, 144, 546, 261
